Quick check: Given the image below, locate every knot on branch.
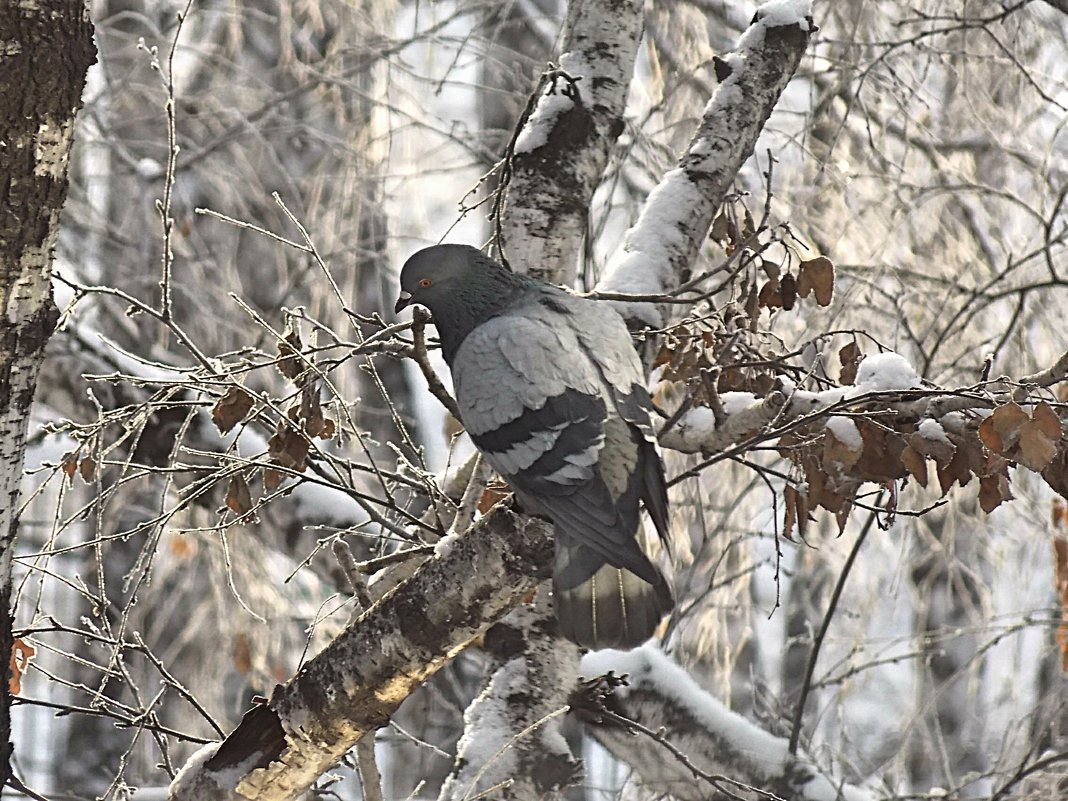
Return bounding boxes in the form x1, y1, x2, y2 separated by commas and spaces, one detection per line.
545, 65, 582, 102
568, 671, 632, 728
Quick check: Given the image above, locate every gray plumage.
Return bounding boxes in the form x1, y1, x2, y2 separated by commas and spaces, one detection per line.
396, 244, 673, 649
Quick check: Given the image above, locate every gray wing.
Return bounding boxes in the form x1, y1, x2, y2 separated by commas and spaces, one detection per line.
452, 299, 660, 582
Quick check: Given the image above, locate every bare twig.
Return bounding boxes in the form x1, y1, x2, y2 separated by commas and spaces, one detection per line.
410, 307, 463, 422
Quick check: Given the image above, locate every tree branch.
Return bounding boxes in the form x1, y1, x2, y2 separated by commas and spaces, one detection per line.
578, 646, 872, 801
169, 506, 554, 800
598, 2, 814, 328
498, 0, 643, 285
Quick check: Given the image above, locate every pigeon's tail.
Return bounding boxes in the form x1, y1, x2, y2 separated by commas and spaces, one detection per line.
552, 542, 673, 650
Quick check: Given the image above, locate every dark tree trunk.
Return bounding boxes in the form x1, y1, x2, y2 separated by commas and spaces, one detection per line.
0, 0, 96, 787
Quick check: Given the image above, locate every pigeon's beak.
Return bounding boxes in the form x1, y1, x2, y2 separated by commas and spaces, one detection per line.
394, 290, 412, 314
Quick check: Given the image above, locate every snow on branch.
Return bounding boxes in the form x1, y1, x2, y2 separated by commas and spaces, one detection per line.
598, 0, 814, 327
579, 645, 872, 801
655, 342, 1068, 533
499, 0, 642, 285
169, 507, 554, 801
437, 591, 581, 801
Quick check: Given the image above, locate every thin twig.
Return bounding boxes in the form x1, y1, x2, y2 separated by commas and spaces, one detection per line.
594, 706, 786, 801
410, 307, 463, 421
332, 538, 373, 610
787, 503, 881, 755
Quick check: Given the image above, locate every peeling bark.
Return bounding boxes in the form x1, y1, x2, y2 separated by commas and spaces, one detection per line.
0, 0, 95, 786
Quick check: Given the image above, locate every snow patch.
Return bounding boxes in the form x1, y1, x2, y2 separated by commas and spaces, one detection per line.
721, 391, 761, 417
825, 416, 861, 450
755, 0, 813, 29
917, 418, 951, 445
850, 351, 922, 394
514, 52, 592, 154
597, 170, 705, 324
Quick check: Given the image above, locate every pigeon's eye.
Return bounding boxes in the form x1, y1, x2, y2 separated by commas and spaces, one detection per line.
418, 278, 433, 289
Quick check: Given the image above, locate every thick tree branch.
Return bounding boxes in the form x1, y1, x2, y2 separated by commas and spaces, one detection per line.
579, 646, 871, 801
168, 506, 554, 800
499, 0, 642, 285
0, 0, 96, 787
437, 591, 581, 801
598, 0, 814, 328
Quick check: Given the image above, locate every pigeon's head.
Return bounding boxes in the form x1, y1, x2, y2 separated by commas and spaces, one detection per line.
395, 244, 500, 315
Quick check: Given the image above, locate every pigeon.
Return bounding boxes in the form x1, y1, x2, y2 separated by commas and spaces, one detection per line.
396, 244, 673, 649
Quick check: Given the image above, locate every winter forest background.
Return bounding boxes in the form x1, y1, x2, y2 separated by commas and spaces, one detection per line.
4, 0, 1068, 798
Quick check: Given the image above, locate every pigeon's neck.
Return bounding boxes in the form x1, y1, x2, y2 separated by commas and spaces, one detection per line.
437, 269, 531, 365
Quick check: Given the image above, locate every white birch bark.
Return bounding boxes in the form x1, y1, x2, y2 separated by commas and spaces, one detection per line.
436, 590, 581, 801
0, 0, 96, 783
500, 0, 642, 286
597, 1, 815, 328
168, 507, 555, 801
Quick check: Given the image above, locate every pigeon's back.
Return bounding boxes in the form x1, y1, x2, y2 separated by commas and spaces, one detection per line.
451, 284, 672, 648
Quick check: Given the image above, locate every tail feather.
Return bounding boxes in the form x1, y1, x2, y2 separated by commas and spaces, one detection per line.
553, 543, 673, 649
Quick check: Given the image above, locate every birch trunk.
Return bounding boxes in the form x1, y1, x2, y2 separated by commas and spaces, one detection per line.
0, 0, 96, 784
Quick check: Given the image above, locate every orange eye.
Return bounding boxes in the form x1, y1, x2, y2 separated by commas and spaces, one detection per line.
418, 278, 433, 288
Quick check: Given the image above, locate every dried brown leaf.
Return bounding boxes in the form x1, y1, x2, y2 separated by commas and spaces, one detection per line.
901, 444, 928, 488
268, 421, 310, 472
212, 386, 254, 434
1018, 419, 1059, 472
936, 446, 973, 496
1033, 401, 1063, 438
319, 418, 336, 440
854, 422, 909, 483
226, 475, 254, 515
300, 383, 326, 437
758, 279, 782, 310
1043, 447, 1068, 500
61, 451, 79, 484
277, 323, 304, 383
780, 272, 798, 311
710, 210, 730, 244
978, 402, 1029, 453
9, 638, 35, 695
839, 341, 861, 385
263, 467, 284, 493
477, 484, 510, 515
783, 484, 810, 541
822, 422, 863, 471
79, 456, 97, 483
797, 257, 834, 306
978, 472, 1013, 513
907, 427, 956, 464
